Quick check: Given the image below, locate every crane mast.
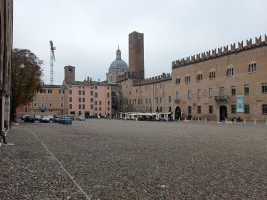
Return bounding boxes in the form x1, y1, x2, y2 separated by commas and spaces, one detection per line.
50, 40, 56, 85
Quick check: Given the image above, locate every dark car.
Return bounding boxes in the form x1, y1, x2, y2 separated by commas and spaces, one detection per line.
60, 117, 72, 125
21, 114, 29, 120
24, 116, 35, 123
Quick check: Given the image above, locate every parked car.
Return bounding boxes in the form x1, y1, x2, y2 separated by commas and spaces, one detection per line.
53, 117, 62, 123
66, 115, 75, 120
76, 115, 85, 121
34, 115, 41, 121
40, 116, 50, 123
47, 115, 54, 121
24, 116, 35, 123
21, 114, 29, 120
60, 117, 72, 124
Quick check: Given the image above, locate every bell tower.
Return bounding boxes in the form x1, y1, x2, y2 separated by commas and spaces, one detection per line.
64, 65, 75, 83
129, 31, 144, 79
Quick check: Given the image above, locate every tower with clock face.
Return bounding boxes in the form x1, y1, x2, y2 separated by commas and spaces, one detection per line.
129, 31, 144, 79
64, 65, 76, 83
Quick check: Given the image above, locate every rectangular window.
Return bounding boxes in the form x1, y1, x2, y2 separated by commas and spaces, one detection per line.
41, 96, 45, 100
141, 99, 143, 104
79, 104, 81, 109
83, 104, 85, 109
83, 98, 85, 102
209, 88, 213, 97
244, 84, 249, 95
262, 104, 267, 114
188, 90, 191, 99
107, 92, 110, 97
231, 105, 236, 114
34, 103, 37, 107
129, 99, 131, 104
41, 103, 45, 108
34, 96, 37, 100
95, 101, 97, 105
108, 101, 110, 105
220, 87, 224, 96
41, 89, 46, 93
227, 68, 234, 76
262, 83, 267, 93
69, 97, 72, 102
244, 105, 249, 114
149, 98, 151, 104
49, 96, 52, 100
90, 91, 93, 95
59, 90, 64, 94
231, 86, 236, 96
176, 78, 180, 84
160, 107, 162, 112
160, 97, 162, 103
197, 89, 201, 98
69, 104, 72, 109
90, 98, 93, 102
95, 86, 97, 89
209, 105, 213, 114
176, 92, 179, 100
197, 74, 202, 81
188, 106, 192, 114
146, 98, 148, 104
248, 63, 257, 72
155, 97, 158, 104
60, 96, 63, 101
60, 103, 63, 107
169, 107, 172, 112
79, 98, 81, 102
169, 96, 171, 103
99, 101, 102, 105
83, 90, 85, 95
209, 71, 215, 79
185, 76, 190, 83
95, 107, 97, 111
69, 90, 72, 95
49, 103, 52, 107
79, 90, 81, 95
91, 104, 93, 109
48, 89, 52, 93
197, 106, 201, 114
95, 92, 98, 97
99, 107, 102, 111
133, 99, 136, 104
138, 99, 140, 104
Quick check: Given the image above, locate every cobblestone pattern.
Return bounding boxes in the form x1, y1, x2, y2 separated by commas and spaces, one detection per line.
1, 120, 266, 199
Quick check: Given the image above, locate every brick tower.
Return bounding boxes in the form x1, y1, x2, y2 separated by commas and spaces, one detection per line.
64, 65, 75, 83
129, 31, 144, 79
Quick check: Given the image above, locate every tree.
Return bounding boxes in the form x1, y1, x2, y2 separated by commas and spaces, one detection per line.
11, 48, 43, 108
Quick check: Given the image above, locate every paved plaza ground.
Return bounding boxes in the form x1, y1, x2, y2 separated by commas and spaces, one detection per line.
0, 119, 266, 199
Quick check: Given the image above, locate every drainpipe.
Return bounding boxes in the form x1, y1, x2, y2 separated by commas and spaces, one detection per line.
1, 0, 8, 133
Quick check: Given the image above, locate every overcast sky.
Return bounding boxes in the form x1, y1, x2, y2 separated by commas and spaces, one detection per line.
14, 0, 267, 85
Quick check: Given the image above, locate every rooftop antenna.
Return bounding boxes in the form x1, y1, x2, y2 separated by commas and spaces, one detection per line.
50, 40, 56, 85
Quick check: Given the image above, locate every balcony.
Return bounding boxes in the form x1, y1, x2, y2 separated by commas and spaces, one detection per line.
175, 99, 180, 104
214, 95, 230, 102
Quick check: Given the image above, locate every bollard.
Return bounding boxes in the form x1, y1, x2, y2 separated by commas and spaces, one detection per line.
234, 118, 236, 123
205, 118, 207, 123
198, 118, 200, 122
244, 119, 246, 124
178, 118, 180, 122
191, 118, 193, 122
254, 119, 257, 124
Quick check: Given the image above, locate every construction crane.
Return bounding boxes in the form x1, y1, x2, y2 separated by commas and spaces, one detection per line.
50, 40, 56, 85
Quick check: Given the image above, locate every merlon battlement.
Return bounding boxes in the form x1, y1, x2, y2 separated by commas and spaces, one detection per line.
133, 73, 171, 86
172, 35, 267, 69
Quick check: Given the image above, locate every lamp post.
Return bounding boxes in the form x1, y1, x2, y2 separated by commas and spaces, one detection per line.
11, 64, 25, 123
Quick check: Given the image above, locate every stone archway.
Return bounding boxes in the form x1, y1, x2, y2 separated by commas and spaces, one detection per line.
175, 106, 181, 120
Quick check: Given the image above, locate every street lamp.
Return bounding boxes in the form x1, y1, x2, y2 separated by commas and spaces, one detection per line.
11, 64, 25, 123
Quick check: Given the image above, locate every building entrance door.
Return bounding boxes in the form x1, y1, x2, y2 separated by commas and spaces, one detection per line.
220, 105, 227, 121
175, 106, 181, 120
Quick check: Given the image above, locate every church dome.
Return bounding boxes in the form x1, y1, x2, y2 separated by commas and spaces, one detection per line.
109, 47, 128, 70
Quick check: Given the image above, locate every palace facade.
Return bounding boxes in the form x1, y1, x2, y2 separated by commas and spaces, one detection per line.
118, 33, 267, 122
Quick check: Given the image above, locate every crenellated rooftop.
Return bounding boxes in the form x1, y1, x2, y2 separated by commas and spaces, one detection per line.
133, 73, 172, 86
172, 35, 267, 69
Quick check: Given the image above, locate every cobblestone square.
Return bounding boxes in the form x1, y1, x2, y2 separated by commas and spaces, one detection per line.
0, 120, 266, 199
